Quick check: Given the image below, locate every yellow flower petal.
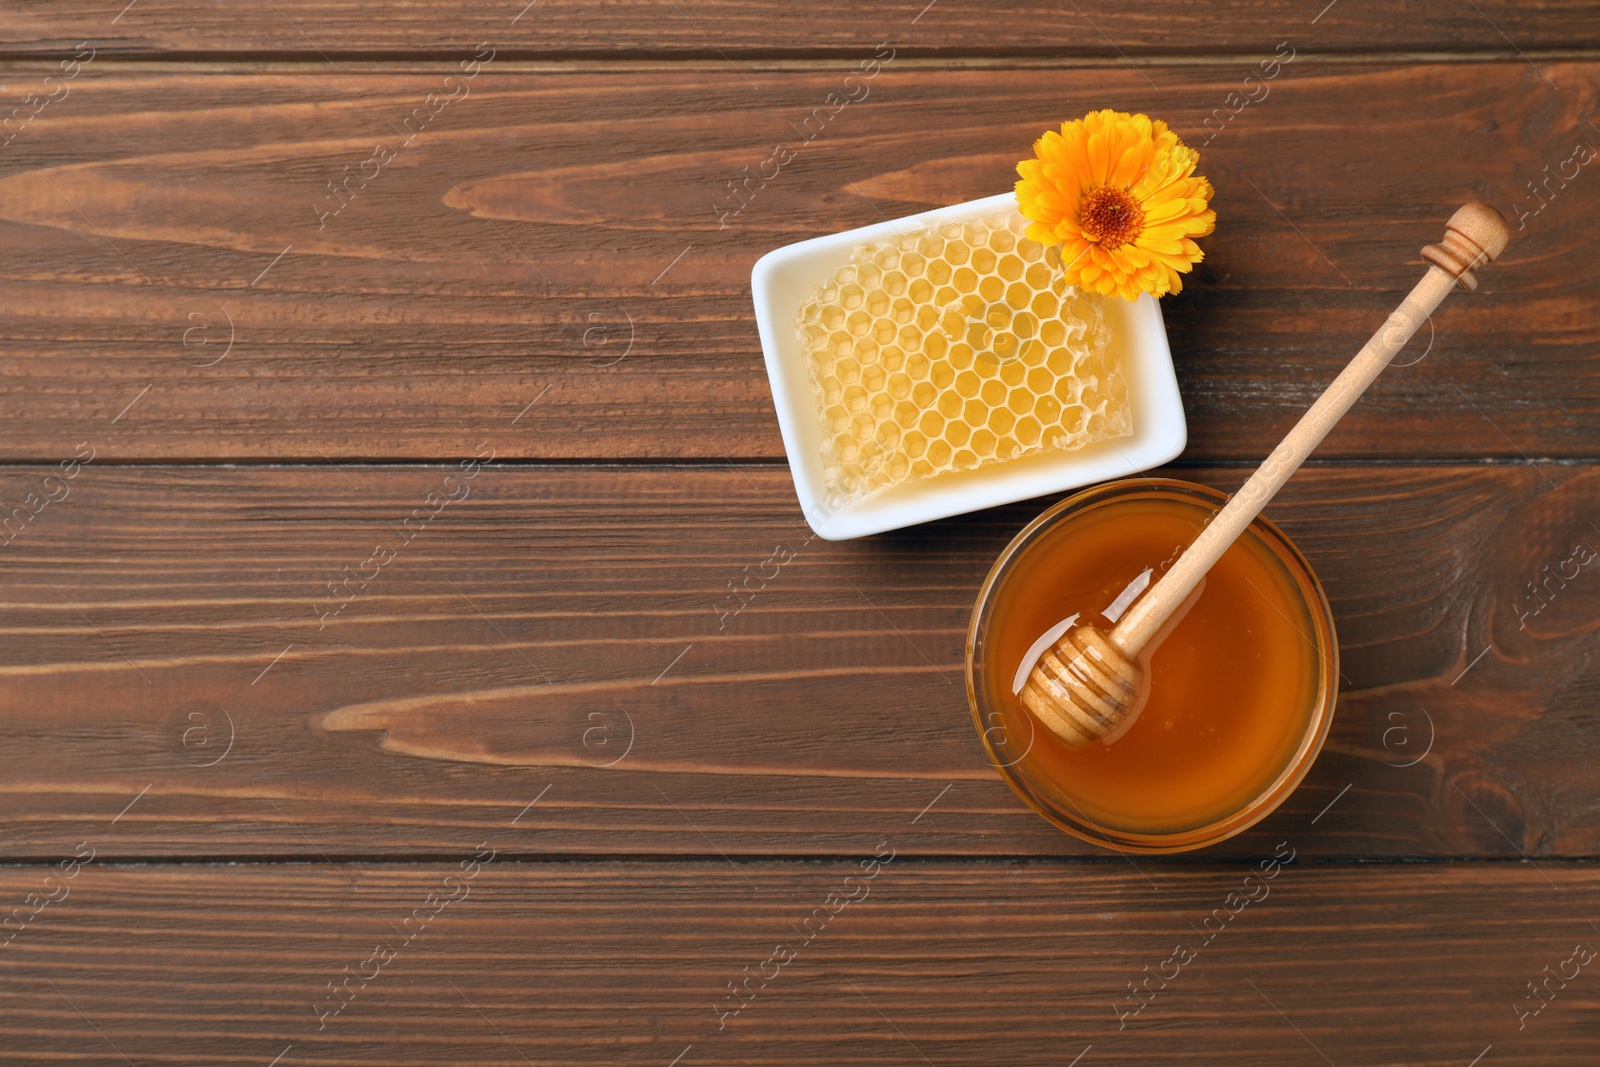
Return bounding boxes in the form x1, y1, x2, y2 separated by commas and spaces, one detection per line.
1014, 109, 1214, 301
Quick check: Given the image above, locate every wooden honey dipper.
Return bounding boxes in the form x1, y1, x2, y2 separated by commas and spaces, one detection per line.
1022, 202, 1512, 748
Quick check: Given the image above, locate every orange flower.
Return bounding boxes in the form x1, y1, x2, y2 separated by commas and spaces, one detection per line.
1015, 110, 1215, 301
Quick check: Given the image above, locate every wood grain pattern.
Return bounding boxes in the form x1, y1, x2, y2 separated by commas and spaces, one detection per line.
1, 462, 1594, 859
0, 63, 1591, 461
0, 863, 1595, 1065
0, 9, 1591, 1063
2, 0, 1597, 57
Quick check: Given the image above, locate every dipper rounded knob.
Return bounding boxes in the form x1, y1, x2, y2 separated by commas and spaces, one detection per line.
1422, 202, 1511, 292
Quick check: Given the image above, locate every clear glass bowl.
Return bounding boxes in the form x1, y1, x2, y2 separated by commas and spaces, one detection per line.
966, 478, 1338, 853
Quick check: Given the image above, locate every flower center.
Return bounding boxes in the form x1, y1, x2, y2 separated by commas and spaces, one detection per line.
1078, 186, 1145, 251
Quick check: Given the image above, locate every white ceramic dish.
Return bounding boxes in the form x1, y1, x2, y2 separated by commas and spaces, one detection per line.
751, 192, 1187, 540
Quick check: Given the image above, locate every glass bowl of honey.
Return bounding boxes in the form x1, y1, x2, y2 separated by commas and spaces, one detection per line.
968, 478, 1338, 852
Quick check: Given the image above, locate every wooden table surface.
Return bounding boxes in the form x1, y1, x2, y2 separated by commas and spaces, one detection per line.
1, 2, 1597, 1063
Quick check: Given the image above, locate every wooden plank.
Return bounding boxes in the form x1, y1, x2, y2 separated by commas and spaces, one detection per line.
0, 62, 1591, 461
0, 462, 1594, 859
0, 862, 1595, 1064
2, 1, 1597, 57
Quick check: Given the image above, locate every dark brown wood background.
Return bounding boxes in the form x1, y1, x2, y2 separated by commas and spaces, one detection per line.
1, 2, 1597, 1064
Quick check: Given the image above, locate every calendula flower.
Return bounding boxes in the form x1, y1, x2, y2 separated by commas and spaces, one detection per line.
1015, 109, 1215, 301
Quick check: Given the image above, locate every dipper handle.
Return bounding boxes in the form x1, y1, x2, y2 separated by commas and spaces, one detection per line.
1109, 202, 1511, 657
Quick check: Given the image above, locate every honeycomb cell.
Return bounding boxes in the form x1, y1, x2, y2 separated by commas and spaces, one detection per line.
795, 206, 1132, 506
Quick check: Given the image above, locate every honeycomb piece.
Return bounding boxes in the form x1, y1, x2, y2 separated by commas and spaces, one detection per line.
796, 208, 1133, 509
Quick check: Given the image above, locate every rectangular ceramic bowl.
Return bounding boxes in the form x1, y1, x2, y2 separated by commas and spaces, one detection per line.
751, 192, 1187, 540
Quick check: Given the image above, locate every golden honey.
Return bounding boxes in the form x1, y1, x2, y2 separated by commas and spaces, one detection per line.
797, 209, 1133, 508
968, 480, 1337, 851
